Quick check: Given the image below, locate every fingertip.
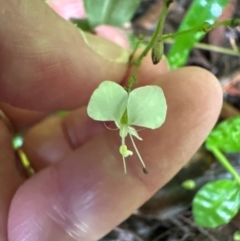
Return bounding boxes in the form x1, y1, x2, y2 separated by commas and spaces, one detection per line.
0, 0, 129, 111
172, 66, 222, 120
126, 66, 223, 190
160, 66, 222, 140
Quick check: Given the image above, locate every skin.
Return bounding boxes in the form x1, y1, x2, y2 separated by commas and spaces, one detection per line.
0, 0, 222, 240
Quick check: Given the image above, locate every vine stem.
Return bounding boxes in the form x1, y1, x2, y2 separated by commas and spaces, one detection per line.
127, 10, 240, 90
210, 146, 240, 186
127, 0, 172, 90
162, 18, 240, 41
163, 39, 240, 56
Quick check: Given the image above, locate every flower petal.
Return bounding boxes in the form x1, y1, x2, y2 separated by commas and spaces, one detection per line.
128, 126, 142, 140
127, 86, 167, 129
87, 81, 128, 122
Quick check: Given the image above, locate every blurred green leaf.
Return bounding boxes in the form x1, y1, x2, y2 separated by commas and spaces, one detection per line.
70, 18, 93, 32
234, 231, 240, 241
167, 0, 230, 68
83, 0, 140, 28
193, 179, 240, 228
206, 116, 240, 153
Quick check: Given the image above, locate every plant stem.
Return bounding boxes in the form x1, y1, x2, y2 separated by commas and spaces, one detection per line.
127, 12, 239, 90
163, 39, 240, 56
135, 0, 170, 65
127, 0, 172, 90
128, 35, 144, 65
162, 18, 240, 41
210, 146, 240, 186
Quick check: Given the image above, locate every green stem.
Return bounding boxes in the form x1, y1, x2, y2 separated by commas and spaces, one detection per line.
210, 146, 240, 186
127, 0, 172, 90
162, 26, 200, 40
127, 13, 239, 90
162, 18, 240, 41
128, 35, 144, 66
135, 0, 169, 65
163, 39, 240, 56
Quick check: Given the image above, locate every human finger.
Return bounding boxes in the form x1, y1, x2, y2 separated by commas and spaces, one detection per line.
0, 118, 24, 241
0, 0, 128, 111
8, 67, 222, 241
0, 51, 169, 130
48, 0, 130, 48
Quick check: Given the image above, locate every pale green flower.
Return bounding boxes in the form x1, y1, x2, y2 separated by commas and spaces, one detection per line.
87, 81, 167, 174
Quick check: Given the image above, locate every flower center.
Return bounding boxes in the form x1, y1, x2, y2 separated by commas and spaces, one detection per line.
120, 109, 128, 125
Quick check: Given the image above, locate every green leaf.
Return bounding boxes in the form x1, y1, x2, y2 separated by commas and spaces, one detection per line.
83, 0, 140, 28
167, 0, 230, 68
205, 116, 240, 153
193, 179, 240, 228
234, 231, 240, 241
70, 18, 93, 32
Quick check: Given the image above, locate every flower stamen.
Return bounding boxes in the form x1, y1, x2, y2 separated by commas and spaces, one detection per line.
129, 134, 148, 174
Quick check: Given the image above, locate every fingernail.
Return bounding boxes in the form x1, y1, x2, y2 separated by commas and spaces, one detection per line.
79, 29, 130, 63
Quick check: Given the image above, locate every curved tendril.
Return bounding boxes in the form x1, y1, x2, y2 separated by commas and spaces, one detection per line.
129, 134, 148, 174
104, 122, 118, 131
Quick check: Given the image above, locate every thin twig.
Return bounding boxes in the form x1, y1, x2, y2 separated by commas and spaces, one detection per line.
178, 214, 219, 241
164, 38, 240, 56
